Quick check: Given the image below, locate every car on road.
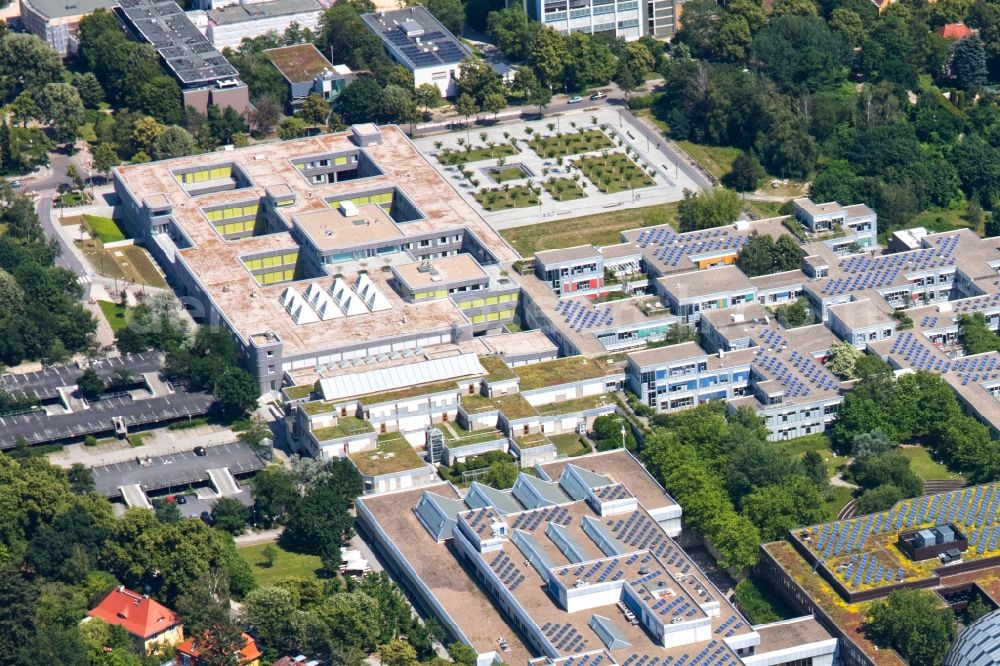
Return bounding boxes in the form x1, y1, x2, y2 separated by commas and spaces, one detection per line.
590, 92, 607, 100
9, 180, 20, 189
194, 446, 207, 456
568, 96, 582, 104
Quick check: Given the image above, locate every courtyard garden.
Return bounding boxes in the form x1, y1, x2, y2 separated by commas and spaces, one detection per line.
437, 141, 519, 165
528, 128, 613, 158
486, 164, 531, 184
574, 152, 655, 193
475, 184, 540, 211
543, 177, 586, 201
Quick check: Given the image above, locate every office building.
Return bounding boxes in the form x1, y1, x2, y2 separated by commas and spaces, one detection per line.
19, 0, 117, 55
187, 0, 323, 50
265, 43, 354, 110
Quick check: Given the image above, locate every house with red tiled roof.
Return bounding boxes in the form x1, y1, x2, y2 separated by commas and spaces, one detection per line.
86, 586, 184, 653
937, 21, 973, 39
175, 631, 262, 666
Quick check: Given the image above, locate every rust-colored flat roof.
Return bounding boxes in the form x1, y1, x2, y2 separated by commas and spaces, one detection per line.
114, 127, 518, 357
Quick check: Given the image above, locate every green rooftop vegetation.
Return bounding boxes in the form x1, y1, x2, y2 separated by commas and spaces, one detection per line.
461, 393, 537, 420
549, 433, 590, 457
283, 384, 314, 401
360, 379, 462, 406
439, 423, 505, 446
479, 355, 517, 382
535, 394, 613, 417
515, 356, 612, 392
514, 433, 550, 449
349, 435, 427, 476
300, 400, 336, 416
311, 416, 374, 442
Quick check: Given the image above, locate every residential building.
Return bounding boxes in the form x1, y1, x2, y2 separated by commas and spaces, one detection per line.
19, 0, 117, 55
265, 43, 354, 110
187, 0, 323, 50
175, 631, 262, 666
792, 198, 877, 252
86, 586, 184, 654
360, 7, 471, 97
937, 21, 972, 39
761, 481, 1000, 665
356, 449, 836, 666
115, 0, 250, 114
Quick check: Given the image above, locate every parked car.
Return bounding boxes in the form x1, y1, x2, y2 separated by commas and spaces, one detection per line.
176, 495, 187, 505
194, 446, 207, 456
568, 96, 582, 104
9, 180, 20, 189
590, 92, 607, 100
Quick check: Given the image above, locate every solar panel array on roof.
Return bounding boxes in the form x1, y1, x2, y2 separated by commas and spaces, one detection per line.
363, 8, 469, 69
619, 639, 735, 666
510, 505, 571, 531
634, 227, 747, 268
554, 300, 614, 332
117, 0, 240, 85
821, 238, 960, 296
953, 293, 1000, 314
806, 481, 1000, 588
542, 622, 588, 653
594, 484, 630, 501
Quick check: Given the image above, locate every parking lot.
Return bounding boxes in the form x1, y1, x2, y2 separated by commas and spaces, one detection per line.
92, 441, 264, 498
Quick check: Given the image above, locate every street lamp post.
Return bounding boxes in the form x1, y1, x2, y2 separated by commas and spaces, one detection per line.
620, 426, 626, 450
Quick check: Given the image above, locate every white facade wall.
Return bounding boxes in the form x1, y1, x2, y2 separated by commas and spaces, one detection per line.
202, 10, 322, 49
414, 64, 462, 98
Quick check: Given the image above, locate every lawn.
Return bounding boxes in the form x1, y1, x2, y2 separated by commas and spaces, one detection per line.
779, 434, 847, 477
549, 433, 591, 457
83, 214, 127, 244
500, 204, 677, 256
574, 152, 654, 193
98, 300, 130, 333
542, 178, 586, 201
900, 445, 964, 481
76, 240, 168, 289
487, 165, 529, 183
474, 184, 539, 211
529, 129, 613, 158
437, 143, 518, 165
675, 141, 742, 181
56, 190, 91, 207
911, 203, 975, 235
824, 486, 855, 521
238, 542, 322, 586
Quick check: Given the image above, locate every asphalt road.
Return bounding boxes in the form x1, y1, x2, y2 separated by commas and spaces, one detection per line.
92, 440, 263, 497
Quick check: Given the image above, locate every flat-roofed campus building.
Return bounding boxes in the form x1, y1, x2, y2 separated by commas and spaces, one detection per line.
761, 481, 1000, 666
113, 124, 519, 394
116, 0, 250, 114
356, 449, 836, 666
20, 0, 117, 54
361, 6, 471, 97
264, 43, 354, 110
187, 0, 323, 49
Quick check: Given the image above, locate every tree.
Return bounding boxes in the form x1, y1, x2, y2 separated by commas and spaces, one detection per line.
527, 27, 567, 90
36, 83, 85, 144
448, 642, 478, 666
319, 3, 389, 72
801, 450, 827, 487
771, 0, 817, 15
563, 32, 617, 91
334, 76, 383, 125
262, 544, 278, 568
481, 92, 506, 120
414, 83, 442, 116
71, 72, 104, 109
849, 451, 922, 497
300, 92, 330, 125
613, 42, 654, 104
952, 36, 988, 90
9, 92, 37, 127
152, 125, 196, 160
741, 476, 826, 541
251, 467, 298, 526
855, 484, 904, 515
174, 570, 232, 635
193, 623, 248, 666
77, 368, 104, 401
487, 7, 530, 61
677, 187, 741, 231
381, 639, 418, 666
131, 116, 166, 155
776, 298, 811, 328
278, 116, 307, 140
67, 463, 96, 494
246, 96, 281, 136
92, 142, 120, 179
750, 15, 849, 93
867, 589, 956, 666
723, 152, 766, 192
381, 84, 416, 124
482, 461, 517, 489
213, 368, 260, 419
958, 312, 1000, 354
210, 497, 250, 535
208, 105, 246, 145
455, 94, 479, 135
825, 341, 865, 379
426, 0, 464, 35
851, 428, 894, 459
0, 34, 64, 102
281, 461, 362, 555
